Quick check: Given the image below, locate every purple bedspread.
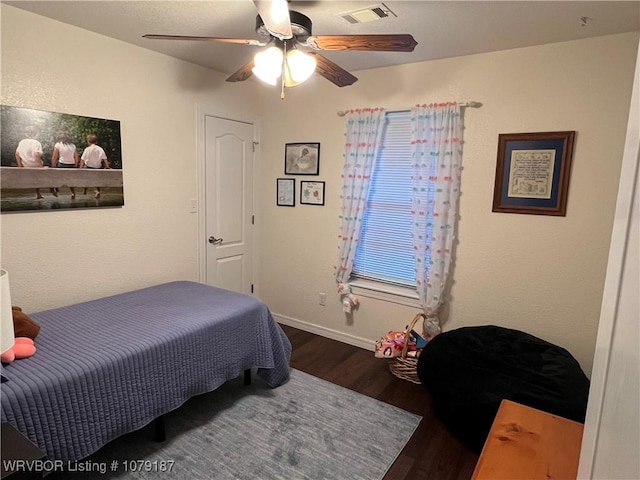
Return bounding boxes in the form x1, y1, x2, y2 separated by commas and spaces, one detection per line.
1, 281, 291, 461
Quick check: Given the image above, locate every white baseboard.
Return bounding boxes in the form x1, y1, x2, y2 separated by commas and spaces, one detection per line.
273, 313, 375, 352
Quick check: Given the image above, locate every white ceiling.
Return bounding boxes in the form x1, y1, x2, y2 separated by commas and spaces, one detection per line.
5, 1, 640, 81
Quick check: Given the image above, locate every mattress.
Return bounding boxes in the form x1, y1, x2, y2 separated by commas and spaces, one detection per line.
1, 281, 291, 461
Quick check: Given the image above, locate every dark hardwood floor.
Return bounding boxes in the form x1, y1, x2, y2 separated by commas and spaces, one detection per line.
280, 324, 479, 480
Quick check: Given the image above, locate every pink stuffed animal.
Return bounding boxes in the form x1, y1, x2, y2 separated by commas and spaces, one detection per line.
1, 337, 36, 363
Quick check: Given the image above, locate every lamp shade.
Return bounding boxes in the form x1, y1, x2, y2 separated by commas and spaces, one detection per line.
252, 46, 284, 86
1, 269, 15, 354
286, 50, 316, 84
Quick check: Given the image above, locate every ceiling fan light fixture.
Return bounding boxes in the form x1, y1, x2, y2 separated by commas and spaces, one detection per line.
286, 49, 316, 84
252, 45, 284, 85
269, 0, 290, 25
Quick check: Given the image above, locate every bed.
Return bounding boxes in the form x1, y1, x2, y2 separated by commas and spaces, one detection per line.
1, 281, 292, 462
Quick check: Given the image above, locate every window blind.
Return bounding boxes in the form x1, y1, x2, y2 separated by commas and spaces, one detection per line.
353, 112, 415, 287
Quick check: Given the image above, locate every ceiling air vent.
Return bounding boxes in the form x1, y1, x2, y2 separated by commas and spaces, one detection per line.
338, 3, 397, 24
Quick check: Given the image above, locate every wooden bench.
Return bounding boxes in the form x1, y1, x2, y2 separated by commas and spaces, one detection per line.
472, 399, 584, 480
0, 166, 123, 189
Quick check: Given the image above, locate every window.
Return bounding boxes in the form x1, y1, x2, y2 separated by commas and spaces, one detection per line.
352, 111, 430, 288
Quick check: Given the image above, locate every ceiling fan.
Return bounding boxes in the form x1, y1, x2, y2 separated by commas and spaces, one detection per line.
143, 0, 417, 93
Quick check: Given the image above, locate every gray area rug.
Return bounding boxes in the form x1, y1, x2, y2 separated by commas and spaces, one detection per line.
62, 369, 421, 479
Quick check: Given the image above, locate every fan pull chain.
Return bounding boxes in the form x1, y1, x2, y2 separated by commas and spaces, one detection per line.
280, 41, 286, 99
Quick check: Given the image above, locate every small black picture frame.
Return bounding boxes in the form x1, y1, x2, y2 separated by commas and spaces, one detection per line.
300, 181, 325, 206
276, 178, 295, 207
492, 131, 576, 216
284, 142, 320, 175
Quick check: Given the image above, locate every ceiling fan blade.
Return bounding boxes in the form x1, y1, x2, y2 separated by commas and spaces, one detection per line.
226, 60, 255, 83
143, 34, 266, 46
307, 52, 357, 87
253, 0, 292, 40
306, 34, 417, 52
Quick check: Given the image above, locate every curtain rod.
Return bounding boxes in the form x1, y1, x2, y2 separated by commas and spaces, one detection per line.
336, 101, 482, 117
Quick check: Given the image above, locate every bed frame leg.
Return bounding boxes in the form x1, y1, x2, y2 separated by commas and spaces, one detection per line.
154, 415, 166, 442
244, 369, 251, 386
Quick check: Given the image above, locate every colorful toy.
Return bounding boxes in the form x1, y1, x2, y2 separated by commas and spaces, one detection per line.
410, 329, 428, 349
375, 330, 418, 358
1, 337, 36, 363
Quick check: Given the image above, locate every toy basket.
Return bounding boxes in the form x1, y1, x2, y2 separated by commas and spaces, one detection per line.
388, 312, 425, 384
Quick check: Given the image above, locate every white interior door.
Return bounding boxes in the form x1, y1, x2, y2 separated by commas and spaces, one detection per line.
204, 116, 254, 294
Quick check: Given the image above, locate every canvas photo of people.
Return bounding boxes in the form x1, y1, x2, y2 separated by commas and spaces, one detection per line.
1, 105, 123, 212
284, 142, 320, 175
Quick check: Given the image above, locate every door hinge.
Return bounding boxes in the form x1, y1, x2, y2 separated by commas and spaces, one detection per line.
252, 141, 259, 152
251, 284, 254, 294
252, 215, 255, 225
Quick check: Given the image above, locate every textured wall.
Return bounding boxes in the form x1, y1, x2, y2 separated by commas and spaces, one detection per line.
0, 5, 260, 311
256, 33, 639, 376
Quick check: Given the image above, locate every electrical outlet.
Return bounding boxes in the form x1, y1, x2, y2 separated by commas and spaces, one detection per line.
319, 292, 326, 306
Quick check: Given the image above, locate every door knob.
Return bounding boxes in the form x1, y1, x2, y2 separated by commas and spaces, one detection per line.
208, 236, 223, 245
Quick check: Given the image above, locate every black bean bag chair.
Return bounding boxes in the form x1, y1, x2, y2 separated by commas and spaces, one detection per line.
417, 325, 589, 453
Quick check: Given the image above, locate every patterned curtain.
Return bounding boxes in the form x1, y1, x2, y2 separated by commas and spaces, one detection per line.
334, 108, 386, 284
411, 102, 463, 329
